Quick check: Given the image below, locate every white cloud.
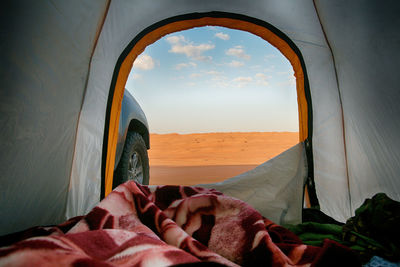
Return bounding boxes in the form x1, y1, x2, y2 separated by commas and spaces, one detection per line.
277, 71, 292, 75
215, 32, 230, 40
264, 54, 277, 60
133, 54, 155, 70
205, 70, 221, 75
287, 74, 296, 85
190, 73, 202, 78
166, 35, 185, 44
175, 62, 197, 70
166, 35, 215, 61
276, 73, 296, 86
170, 75, 185, 81
226, 45, 251, 60
255, 73, 270, 86
233, 76, 253, 82
131, 73, 142, 80
227, 60, 244, 67
233, 76, 253, 87
277, 71, 296, 85
211, 75, 228, 82
250, 65, 262, 70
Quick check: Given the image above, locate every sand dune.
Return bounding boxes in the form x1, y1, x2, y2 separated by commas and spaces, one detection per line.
149, 132, 299, 185
150, 165, 259, 186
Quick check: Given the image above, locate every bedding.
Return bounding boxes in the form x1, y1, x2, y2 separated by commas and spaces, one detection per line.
0, 181, 360, 266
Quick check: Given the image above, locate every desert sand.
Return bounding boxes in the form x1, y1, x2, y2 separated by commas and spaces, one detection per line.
149, 132, 299, 185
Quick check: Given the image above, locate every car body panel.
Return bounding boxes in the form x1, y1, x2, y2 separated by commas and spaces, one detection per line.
115, 90, 149, 169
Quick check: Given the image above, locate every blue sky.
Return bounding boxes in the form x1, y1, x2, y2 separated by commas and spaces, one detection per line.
126, 26, 298, 134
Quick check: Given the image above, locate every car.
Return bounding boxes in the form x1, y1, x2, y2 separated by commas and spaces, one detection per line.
113, 89, 150, 187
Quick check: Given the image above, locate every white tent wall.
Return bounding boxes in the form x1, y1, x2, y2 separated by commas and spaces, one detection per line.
314, 1, 400, 211
71, 0, 350, 222
0, 1, 109, 235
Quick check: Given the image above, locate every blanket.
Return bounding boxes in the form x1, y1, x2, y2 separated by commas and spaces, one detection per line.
0, 181, 360, 266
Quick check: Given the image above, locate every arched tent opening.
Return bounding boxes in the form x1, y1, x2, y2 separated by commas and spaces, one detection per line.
101, 12, 316, 205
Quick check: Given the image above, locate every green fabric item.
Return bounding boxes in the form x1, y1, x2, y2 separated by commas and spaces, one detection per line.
343, 193, 400, 262
287, 193, 400, 264
285, 222, 343, 246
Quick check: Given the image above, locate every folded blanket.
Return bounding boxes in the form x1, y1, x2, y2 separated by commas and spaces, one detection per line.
0, 181, 360, 266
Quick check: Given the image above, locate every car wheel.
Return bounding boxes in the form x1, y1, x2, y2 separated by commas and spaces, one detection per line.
113, 132, 149, 188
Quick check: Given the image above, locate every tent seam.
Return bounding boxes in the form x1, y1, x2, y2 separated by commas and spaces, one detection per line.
312, 0, 352, 215
64, 0, 112, 218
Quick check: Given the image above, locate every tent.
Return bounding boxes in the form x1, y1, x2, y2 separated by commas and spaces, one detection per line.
1, 0, 399, 236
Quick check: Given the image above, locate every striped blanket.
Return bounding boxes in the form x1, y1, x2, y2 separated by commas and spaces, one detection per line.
0, 181, 359, 266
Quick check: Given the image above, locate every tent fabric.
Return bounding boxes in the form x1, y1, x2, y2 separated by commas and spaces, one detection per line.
0, 0, 109, 236
198, 143, 307, 225
314, 0, 400, 214
1, 0, 399, 236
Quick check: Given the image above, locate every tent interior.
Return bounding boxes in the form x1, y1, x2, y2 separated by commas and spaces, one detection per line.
1, 0, 400, 242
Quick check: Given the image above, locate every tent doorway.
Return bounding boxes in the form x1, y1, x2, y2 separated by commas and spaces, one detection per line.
101, 12, 316, 206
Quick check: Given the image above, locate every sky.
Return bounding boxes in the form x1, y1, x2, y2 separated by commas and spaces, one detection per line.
126, 26, 298, 134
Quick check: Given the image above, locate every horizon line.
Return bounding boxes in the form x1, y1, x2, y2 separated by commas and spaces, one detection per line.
150, 131, 299, 135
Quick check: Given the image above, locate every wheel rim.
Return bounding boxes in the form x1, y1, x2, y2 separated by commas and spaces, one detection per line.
128, 151, 144, 184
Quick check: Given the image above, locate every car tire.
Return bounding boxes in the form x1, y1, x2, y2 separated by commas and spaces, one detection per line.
113, 131, 149, 188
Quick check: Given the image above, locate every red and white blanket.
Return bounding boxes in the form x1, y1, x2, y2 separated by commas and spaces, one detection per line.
0, 181, 359, 266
